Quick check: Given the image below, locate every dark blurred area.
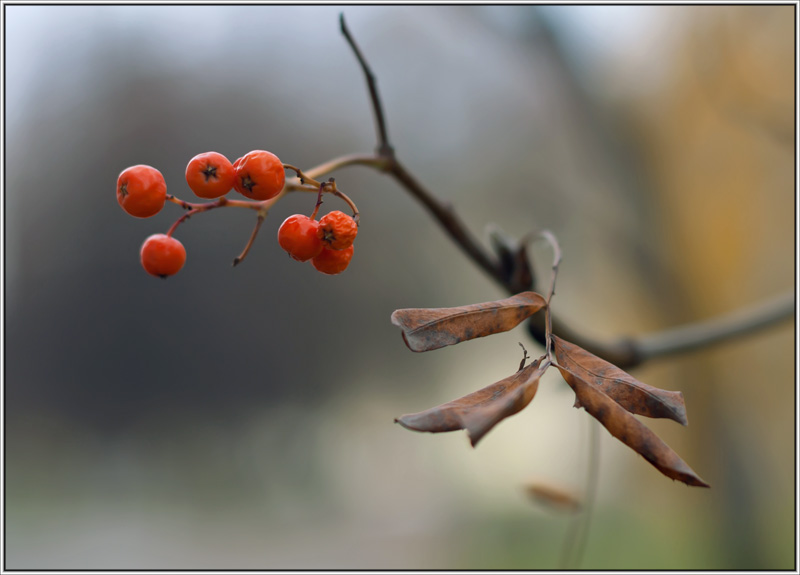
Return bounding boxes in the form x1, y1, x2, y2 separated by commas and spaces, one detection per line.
5, 5, 794, 569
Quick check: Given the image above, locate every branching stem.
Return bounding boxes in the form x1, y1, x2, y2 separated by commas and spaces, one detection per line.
163, 154, 365, 262
166, 194, 256, 213
303, 153, 390, 180
336, 15, 792, 572
338, 15, 794, 370
165, 196, 258, 238
387, 159, 503, 282
283, 163, 323, 188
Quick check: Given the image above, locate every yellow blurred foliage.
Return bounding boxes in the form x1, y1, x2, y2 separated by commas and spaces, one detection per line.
638, 6, 793, 310
621, 6, 794, 567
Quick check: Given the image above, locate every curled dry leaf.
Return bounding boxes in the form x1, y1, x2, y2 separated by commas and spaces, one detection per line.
396, 358, 547, 446
488, 224, 535, 293
524, 481, 582, 513
553, 335, 688, 426
391, 291, 547, 352
557, 366, 709, 487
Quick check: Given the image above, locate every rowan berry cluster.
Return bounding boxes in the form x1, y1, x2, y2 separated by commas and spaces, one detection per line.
277, 209, 358, 274
116, 150, 359, 278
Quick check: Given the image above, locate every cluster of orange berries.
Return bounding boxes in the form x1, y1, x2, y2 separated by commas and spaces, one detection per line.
116, 150, 358, 278
278, 211, 357, 274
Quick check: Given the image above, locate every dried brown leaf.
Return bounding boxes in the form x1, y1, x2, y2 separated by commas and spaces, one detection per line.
553, 335, 688, 425
524, 481, 582, 513
391, 292, 547, 352
396, 359, 546, 446
557, 366, 709, 487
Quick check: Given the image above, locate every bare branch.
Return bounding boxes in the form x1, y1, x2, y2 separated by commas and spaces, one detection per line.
635, 291, 795, 363
340, 16, 502, 282
340, 17, 795, 370
388, 160, 504, 284
340, 13, 393, 157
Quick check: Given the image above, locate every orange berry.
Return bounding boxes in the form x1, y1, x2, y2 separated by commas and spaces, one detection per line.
232, 150, 285, 201
185, 151, 235, 199
317, 210, 358, 250
117, 165, 167, 218
278, 214, 323, 262
312, 245, 354, 275
140, 234, 186, 278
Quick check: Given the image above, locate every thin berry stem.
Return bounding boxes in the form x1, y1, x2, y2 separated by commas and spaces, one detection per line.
309, 184, 326, 221
283, 163, 321, 188
166, 194, 257, 212
284, 182, 323, 193
166, 195, 194, 210
284, 162, 362, 219
165, 211, 192, 238
332, 190, 360, 225
232, 210, 267, 267
164, 196, 259, 238
163, 160, 360, 265
302, 153, 390, 180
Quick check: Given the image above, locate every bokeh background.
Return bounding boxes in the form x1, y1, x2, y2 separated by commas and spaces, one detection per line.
4, 5, 795, 569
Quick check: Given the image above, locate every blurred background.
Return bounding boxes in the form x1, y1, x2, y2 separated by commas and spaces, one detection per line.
4, 5, 795, 569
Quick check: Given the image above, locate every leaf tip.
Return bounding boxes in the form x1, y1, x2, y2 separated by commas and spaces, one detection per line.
390, 310, 410, 335
391, 310, 427, 352
394, 415, 415, 430
389, 309, 403, 327
400, 331, 425, 353
675, 392, 689, 426
467, 432, 483, 448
